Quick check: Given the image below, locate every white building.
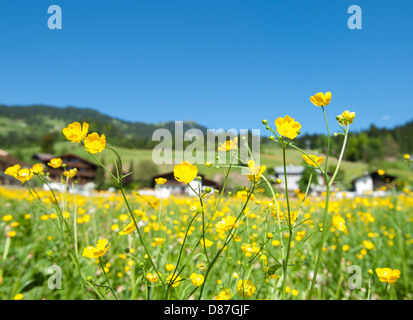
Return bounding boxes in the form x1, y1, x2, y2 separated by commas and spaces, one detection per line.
273, 164, 326, 193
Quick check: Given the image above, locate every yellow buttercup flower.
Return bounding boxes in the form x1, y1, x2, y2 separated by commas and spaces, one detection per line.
214, 289, 233, 300
82, 239, 111, 259
332, 214, 347, 233
84, 132, 106, 154
215, 216, 239, 233
166, 273, 182, 287
48, 158, 63, 169
189, 273, 204, 286
377, 169, 385, 176
302, 154, 324, 168
146, 273, 160, 283
173, 161, 198, 184
15, 168, 34, 184
404, 154, 410, 160
200, 238, 214, 248
375, 268, 401, 284
7, 231, 17, 237
4, 164, 21, 178
13, 293, 24, 300
155, 177, 167, 185
165, 264, 176, 272
246, 160, 266, 183
2, 215, 13, 222
362, 240, 374, 250
118, 221, 136, 235
62, 122, 89, 143
275, 115, 301, 140
217, 137, 238, 152
63, 168, 78, 178
337, 110, 356, 126
237, 279, 256, 298
310, 92, 332, 107
32, 163, 44, 174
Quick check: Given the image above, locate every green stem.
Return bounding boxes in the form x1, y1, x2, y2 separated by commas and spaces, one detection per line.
307, 183, 331, 299
329, 126, 349, 187
322, 106, 331, 172
99, 257, 117, 300
382, 283, 389, 300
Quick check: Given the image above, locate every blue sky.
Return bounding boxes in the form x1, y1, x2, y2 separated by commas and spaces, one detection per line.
0, 0, 412, 134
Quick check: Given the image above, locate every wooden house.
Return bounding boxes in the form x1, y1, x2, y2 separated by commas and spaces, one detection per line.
32, 153, 98, 185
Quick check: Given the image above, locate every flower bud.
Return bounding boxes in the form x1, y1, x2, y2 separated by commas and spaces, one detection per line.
269, 136, 275, 141
86, 276, 94, 283
205, 187, 212, 193
262, 119, 268, 125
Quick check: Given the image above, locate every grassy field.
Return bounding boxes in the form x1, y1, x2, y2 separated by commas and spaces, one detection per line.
6, 141, 413, 190
0, 183, 412, 300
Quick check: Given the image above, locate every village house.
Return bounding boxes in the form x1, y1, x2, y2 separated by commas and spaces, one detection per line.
272, 164, 329, 194
0, 149, 28, 185
352, 171, 396, 194
149, 172, 220, 197
32, 153, 98, 185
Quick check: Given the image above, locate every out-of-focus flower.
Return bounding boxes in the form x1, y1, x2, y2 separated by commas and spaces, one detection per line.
403, 154, 410, 160
13, 293, 24, 300
165, 264, 175, 272
332, 214, 347, 233
310, 92, 332, 107
63, 122, 89, 143
146, 273, 160, 283
246, 160, 266, 183
32, 163, 44, 174
48, 158, 63, 168
15, 169, 34, 184
218, 137, 238, 152
378, 169, 385, 176
302, 154, 324, 168
375, 268, 400, 284
63, 168, 78, 178
166, 273, 182, 287
275, 115, 301, 140
189, 273, 204, 286
214, 289, 233, 300
200, 238, 214, 248
173, 161, 198, 184
237, 279, 256, 298
337, 111, 355, 126
215, 216, 239, 233
82, 239, 111, 259
4, 164, 21, 178
155, 177, 167, 185
84, 133, 106, 154
118, 221, 136, 235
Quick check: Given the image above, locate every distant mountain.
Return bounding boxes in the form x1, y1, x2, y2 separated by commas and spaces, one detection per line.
0, 104, 209, 149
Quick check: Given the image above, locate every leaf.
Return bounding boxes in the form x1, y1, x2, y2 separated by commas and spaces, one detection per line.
267, 263, 282, 276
